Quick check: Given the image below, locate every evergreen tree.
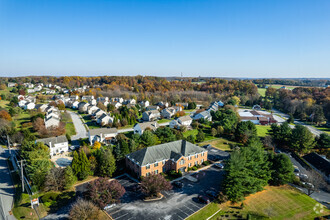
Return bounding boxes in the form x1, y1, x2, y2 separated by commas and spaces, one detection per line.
98, 149, 116, 177
79, 150, 91, 180
64, 166, 77, 189
290, 125, 315, 154
155, 127, 177, 143
268, 153, 294, 186
196, 130, 205, 143
71, 151, 81, 177
141, 130, 158, 147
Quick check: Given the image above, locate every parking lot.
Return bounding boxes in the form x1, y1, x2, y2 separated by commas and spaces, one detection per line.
202, 144, 230, 162
106, 167, 225, 220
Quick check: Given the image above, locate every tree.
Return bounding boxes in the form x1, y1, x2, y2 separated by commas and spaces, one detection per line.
290, 125, 315, 154
64, 166, 77, 189
287, 113, 294, 124
33, 117, 45, 132
316, 133, 330, 149
269, 122, 292, 147
72, 150, 91, 180
98, 149, 116, 177
186, 135, 196, 144
234, 121, 257, 144
154, 127, 177, 144
140, 130, 158, 147
97, 102, 107, 111
93, 141, 101, 150
196, 130, 205, 143
228, 96, 240, 106
86, 178, 125, 209
140, 174, 172, 197
69, 198, 100, 220
188, 102, 196, 110
211, 128, 217, 137
223, 142, 271, 202
268, 153, 294, 186
0, 110, 12, 121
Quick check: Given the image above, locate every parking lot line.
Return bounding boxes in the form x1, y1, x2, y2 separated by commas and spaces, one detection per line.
183, 204, 195, 213
109, 208, 123, 215
176, 207, 189, 217
115, 212, 129, 220
187, 201, 201, 209
173, 213, 185, 220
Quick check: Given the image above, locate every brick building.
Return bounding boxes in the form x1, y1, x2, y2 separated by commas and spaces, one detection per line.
126, 140, 208, 178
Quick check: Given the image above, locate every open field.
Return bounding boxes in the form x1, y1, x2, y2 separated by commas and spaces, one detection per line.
0, 100, 9, 108
157, 118, 172, 123
198, 138, 238, 152
312, 125, 330, 135
183, 128, 217, 142
257, 88, 267, 96
256, 125, 271, 137
188, 185, 330, 220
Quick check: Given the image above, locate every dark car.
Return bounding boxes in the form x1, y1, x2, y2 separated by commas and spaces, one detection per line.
213, 163, 224, 169
198, 195, 210, 204
173, 181, 183, 188
205, 190, 217, 198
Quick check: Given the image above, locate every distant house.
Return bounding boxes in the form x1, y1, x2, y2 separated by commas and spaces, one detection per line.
169, 115, 193, 129
82, 95, 94, 101
173, 106, 183, 112
126, 140, 208, 177
97, 113, 114, 126
96, 97, 109, 103
142, 110, 160, 121
70, 95, 79, 101
156, 102, 169, 108
36, 135, 68, 157
7, 82, 16, 88
93, 109, 106, 118
18, 100, 27, 108
78, 102, 90, 113
161, 107, 176, 119
87, 105, 99, 115
27, 89, 35, 93
134, 122, 159, 135
238, 110, 277, 125
46, 110, 60, 120
24, 102, 35, 110
193, 111, 212, 121
139, 100, 150, 108
110, 102, 122, 109
35, 104, 48, 112
44, 116, 60, 129
71, 101, 79, 109
176, 102, 189, 108
146, 105, 159, 111
88, 127, 118, 145
124, 99, 136, 105
89, 99, 97, 106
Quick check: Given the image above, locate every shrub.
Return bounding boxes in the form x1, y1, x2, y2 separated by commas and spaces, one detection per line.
41, 192, 59, 203
202, 161, 210, 166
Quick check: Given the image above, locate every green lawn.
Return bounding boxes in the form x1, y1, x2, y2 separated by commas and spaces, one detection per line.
256, 125, 271, 137
157, 118, 172, 124
198, 138, 238, 152
257, 88, 267, 97
188, 185, 329, 220
312, 125, 330, 135
65, 122, 76, 136
183, 128, 217, 142
0, 100, 9, 108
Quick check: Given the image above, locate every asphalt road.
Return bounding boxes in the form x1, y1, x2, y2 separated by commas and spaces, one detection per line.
0, 147, 15, 220
117, 122, 171, 134
106, 168, 225, 220
68, 111, 87, 145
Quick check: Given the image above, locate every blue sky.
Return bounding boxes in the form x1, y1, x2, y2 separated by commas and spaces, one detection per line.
1, 0, 330, 78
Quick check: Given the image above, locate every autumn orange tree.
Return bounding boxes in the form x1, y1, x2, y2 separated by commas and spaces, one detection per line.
0, 110, 12, 121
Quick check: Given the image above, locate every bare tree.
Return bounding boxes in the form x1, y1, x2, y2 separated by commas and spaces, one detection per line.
303, 169, 327, 195
69, 198, 100, 220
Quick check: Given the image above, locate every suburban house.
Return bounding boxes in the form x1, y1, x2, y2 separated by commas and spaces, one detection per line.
82, 95, 94, 101
24, 102, 36, 110
161, 107, 176, 119
97, 113, 114, 126
87, 105, 99, 115
46, 110, 60, 119
93, 109, 106, 118
173, 106, 183, 112
156, 102, 169, 108
134, 122, 159, 135
142, 110, 160, 121
44, 116, 60, 129
78, 102, 90, 113
124, 99, 136, 105
70, 95, 79, 101
89, 99, 97, 106
96, 97, 109, 103
110, 102, 122, 109
35, 104, 48, 112
7, 82, 16, 87
139, 100, 150, 108
146, 105, 160, 111
238, 110, 277, 125
169, 115, 193, 129
126, 140, 208, 177
88, 127, 118, 145
193, 111, 212, 121
36, 135, 69, 157
176, 102, 189, 108
71, 101, 80, 109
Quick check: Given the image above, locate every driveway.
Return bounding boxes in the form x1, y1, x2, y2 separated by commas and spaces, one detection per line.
117, 122, 171, 134
106, 168, 225, 220
68, 111, 87, 145
0, 147, 15, 220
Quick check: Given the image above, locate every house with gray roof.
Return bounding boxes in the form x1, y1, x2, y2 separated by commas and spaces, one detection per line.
36, 135, 68, 157
88, 127, 118, 145
133, 122, 159, 135
142, 110, 160, 121
193, 110, 212, 121
126, 140, 208, 177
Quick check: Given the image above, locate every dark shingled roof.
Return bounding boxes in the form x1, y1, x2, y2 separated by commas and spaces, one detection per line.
127, 140, 206, 166
303, 152, 330, 176
36, 135, 68, 146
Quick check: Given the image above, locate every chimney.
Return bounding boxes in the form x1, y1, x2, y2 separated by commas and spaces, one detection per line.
181, 140, 187, 155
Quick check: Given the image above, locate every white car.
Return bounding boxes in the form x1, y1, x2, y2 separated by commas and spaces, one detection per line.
213, 163, 224, 169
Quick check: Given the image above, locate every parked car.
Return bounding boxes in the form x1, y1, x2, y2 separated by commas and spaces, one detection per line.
299, 174, 308, 182
293, 166, 300, 173
173, 181, 183, 188
302, 182, 314, 189
275, 149, 281, 153
198, 195, 210, 204
205, 190, 217, 198
203, 144, 212, 149
213, 163, 224, 169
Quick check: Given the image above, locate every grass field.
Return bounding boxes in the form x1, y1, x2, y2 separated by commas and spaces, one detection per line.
312, 125, 330, 135
157, 118, 172, 124
198, 138, 238, 152
188, 185, 329, 220
183, 128, 217, 142
257, 88, 267, 97
256, 125, 271, 137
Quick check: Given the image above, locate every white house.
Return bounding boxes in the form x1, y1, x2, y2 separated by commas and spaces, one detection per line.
27, 89, 35, 93
139, 100, 150, 108
146, 106, 160, 111
133, 122, 159, 135
24, 102, 35, 110
97, 113, 114, 126
87, 105, 99, 115
18, 100, 27, 108
169, 115, 192, 129
94, 109, 106, 118
96, 97, 109, 102
44, 116, 60, 129
7, 82, 16, 87
36, 135, 69, 157
88, 127, 118, 145
78, 102, 90, 113
109, 102, 122, 109
89, 99, 97, 106
142, 110, 160, 121
35, 104, 48, 112
72, 101, 79, 109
